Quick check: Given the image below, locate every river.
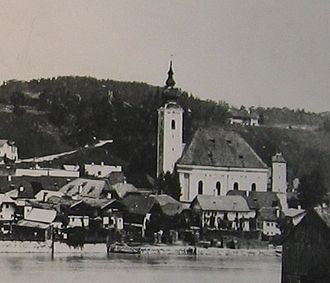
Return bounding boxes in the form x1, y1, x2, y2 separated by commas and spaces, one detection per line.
0, 253, 281, 283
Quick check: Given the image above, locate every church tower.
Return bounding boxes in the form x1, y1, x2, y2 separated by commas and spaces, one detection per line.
272, 152, 288, 209
157, 61, 184, 177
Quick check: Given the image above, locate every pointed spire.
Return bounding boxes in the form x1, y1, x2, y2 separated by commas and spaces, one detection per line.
165, 61, 176, 88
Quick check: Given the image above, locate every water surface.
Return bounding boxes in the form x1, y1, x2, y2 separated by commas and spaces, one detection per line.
0, 253, 281, 283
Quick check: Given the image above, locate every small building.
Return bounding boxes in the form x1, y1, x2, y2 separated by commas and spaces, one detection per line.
12, 208, 57, 241
0, 194, 15, 222
190, 195, 256, 231
228, 109, 259, 126
84, 163, 122, 178
0, 140, 18, 163
259, 207, 281, 237
282, 207, 330, 283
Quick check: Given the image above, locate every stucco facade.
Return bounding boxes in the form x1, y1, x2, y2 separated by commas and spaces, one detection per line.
177, 165, 268, 202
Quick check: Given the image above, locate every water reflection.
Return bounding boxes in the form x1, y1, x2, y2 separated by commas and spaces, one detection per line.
0, 253, 281, 283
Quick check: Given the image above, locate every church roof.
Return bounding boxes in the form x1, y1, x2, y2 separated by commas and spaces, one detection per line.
178, 128, 267, 169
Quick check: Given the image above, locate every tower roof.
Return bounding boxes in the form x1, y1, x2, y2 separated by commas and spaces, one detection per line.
165, 61, 176, 88
272, 152, 286, 163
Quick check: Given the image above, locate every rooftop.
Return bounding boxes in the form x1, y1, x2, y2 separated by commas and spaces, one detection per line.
179, 128, 267, 169
191, 195, 252, 212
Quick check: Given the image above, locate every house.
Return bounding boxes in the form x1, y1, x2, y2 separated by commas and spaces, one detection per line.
110, 183, 138, 199
190, 195, 255, 231
282, 207, 330, 283
259, 207, 281, 237
35, 190, 64, 202
176, 128, 269, 202
12, 208, 57, 241
0, 194, 16, 222
84, 163, 122, 178
59, 178, 111, 199
0, 140, 18, 163
228, 108, 259, 126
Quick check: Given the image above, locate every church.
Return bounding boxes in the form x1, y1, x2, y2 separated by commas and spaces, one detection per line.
157, 62, 286, 203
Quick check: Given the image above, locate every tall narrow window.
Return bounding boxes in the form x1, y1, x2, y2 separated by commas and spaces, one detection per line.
216, 182, 221, 195
251, 183, 256, 191
198, 181, 203, 195
233, 182, 239, 191
171, 120, 176, 130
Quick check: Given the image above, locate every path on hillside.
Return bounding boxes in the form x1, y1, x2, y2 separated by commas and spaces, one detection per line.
16, 140, 113, 163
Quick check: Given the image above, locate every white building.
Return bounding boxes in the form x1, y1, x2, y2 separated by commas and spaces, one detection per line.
84, 163, 122, 178
176, 128, 269, 202
0, 140, 18, 163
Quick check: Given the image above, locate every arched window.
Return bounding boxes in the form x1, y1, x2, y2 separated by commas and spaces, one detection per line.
251, 183, 256, 191
198, 181, 203, 195
216, 182, 221, 195
233, 182, 239, 191
171, 120, 176, 130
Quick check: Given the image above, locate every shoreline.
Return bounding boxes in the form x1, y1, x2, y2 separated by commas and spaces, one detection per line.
0, 241, 278, 257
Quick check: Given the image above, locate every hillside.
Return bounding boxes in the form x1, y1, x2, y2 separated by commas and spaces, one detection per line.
236, 126, 330, 189
0, 76, 329, 189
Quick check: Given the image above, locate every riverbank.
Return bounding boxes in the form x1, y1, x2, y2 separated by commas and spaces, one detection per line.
0, 241, 277, 257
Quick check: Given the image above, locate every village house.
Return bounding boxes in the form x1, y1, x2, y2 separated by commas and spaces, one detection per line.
59, 178, 111, 200
228, 108, 260, 126
282, 206, 330, 283
190, 195, 255, 231
12, 207, 57, 241
258, 207, 281, 238
0, 194, 15, 221
84, 162, 122, 178
0, 140, 18, 163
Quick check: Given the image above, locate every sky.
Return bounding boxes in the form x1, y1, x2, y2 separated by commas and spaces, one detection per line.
0, 0, 329, 112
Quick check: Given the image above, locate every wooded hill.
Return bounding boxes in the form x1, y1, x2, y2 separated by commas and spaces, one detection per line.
0, 76, 329, 189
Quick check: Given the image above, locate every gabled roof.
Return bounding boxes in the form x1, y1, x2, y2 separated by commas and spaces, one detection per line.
25, 208, 57, 224
259, 207, 279, 221
0, 194, 15, 204
229, 109, 259, 120
178, 128, 267, 169
111, 183, 137, 199
247, 191, 280, 210
121, 193, 155, 215
153, 194, 183, 216
191, 195, 251, 212
0, 140, 8, 147
59, 178, 110, 199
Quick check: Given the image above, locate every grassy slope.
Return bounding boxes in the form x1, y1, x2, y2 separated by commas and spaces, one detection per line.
235, 126, 330, 189
0, 112, 71, 158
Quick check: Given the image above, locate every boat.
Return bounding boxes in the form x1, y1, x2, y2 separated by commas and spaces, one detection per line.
107, 242, 141, 255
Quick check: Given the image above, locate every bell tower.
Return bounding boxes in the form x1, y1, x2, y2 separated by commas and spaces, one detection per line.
157, 61, 184, 177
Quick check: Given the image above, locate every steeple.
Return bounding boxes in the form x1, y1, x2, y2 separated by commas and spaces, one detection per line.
165, 61, 176, 88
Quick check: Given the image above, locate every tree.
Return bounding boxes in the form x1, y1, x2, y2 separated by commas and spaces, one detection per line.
155, 171, 181, 200
297, 169, 327, 209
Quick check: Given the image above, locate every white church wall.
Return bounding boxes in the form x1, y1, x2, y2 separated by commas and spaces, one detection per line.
178, 165, 268, 202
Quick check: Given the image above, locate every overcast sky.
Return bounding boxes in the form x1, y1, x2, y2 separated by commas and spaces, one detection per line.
0, 1, 329, 112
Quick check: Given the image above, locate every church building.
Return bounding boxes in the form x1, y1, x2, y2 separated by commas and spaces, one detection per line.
156, 62, 285, 203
